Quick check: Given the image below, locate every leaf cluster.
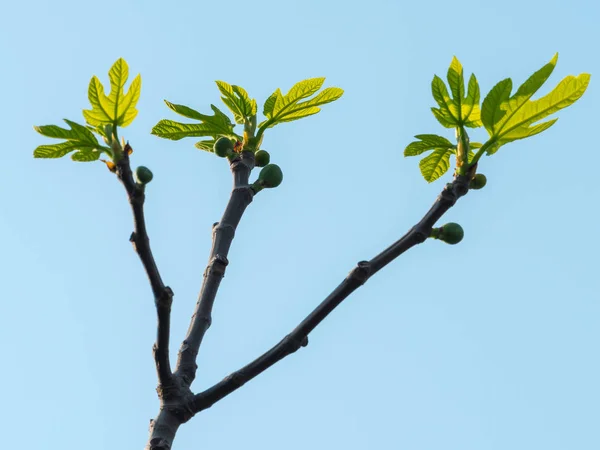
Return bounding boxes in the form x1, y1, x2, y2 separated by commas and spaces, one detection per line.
34, 58, 141, 161
151, 78, 344, 154
404, 53, 590, 182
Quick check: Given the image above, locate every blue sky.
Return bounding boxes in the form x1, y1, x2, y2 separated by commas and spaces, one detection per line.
1, 0, 598, 449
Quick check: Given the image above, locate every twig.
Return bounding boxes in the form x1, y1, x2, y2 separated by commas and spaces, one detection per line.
174, 151, 255, 386
116, 147, 174, 388
189, 173, 472, 413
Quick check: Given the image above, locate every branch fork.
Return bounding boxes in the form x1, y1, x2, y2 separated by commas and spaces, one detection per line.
114, 144, 474, 449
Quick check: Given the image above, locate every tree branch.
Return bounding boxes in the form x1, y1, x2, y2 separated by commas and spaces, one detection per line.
116, 148, 174, 387
174, 150, 255, 387
188, 173, 472, 414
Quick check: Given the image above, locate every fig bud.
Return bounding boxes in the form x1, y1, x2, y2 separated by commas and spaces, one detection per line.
254, 150, 270, 167
258, 164, 283, 188
470, 173, 487, 190
214, 137, 235, 158
438, 222, 464, 245
135, 166, 153, 184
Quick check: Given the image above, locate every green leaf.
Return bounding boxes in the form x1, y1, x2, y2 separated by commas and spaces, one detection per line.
259, 79, 343, 130
431, 107, 458, 128
152, 102, 240, 142
447, 57, 465, 114
33, 119, 108, 161
152, 120, 230, 140
404, 134, 455, 182
164, 101, 207, 121
283, 78, 325, 105
419, 148, 452, 183
216, 81, 257, 124
463, 74, 482, 127
431, 75, 459, 127
431, 57, 483, 128
195, 139, 217, 152
404, 134, 453, 156
82, 58, 141, 128
404, 134, 480, 181
263, 90, 281, 117
481, 53, 590, 153
481, 78, 512, 133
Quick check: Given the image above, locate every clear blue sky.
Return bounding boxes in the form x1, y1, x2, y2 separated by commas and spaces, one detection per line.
1, 0, 598, 449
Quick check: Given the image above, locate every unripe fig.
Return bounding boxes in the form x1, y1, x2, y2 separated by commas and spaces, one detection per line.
214, 137, 234, 158
135, 166, 153, 184
254, 150, 270, 167
258, 164, 283, 188
439, 222, 464, 245
470, 173, 487, 190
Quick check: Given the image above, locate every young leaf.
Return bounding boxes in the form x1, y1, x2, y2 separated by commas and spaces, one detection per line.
82, 58, 141, 128
481, 53, 590, 154
419, 148, 452, 182
216, 81, 257, 124
263, 90, 281, 118
404, 134, 477, 182
431, 57, 482, 128
447, 57, 465, 109
463, 74, 482, 127
404, 134, 453, 156
259, 79, 343, 130
404, 134, 455, 182
195, 139, 217, 152
33, 119, 109, 161
152, 102, 241, 148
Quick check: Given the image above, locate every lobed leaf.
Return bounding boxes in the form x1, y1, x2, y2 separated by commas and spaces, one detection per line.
152, 102, 239, 143
82, 58, 141, 128
33, 119, 108, 161
463, 74, 482, 127
216, 81, 257, 124
481, 53, 590, 154
404, 134, 453, 156
404, 134, 478, 182
431, 58, 483, 128
419, 148, 452, 183
447, 57, 465, 114
260, 80, 343, 130
263, 90, 281, 117
404, 134, 454, 182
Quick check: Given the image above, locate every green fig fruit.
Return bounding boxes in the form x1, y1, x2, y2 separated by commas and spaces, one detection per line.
214, 137, 235, 158
254, 150, 270, 167
439, 222, 464, 245
135, 166, 153, 184
470, 173, 487, 190
258, 164, 283, 188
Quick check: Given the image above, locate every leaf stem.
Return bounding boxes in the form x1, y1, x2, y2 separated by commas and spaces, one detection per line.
469, 139, 494, 167
255, 120, 272, 146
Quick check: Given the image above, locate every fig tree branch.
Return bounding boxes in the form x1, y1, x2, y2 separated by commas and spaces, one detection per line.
174, 150, 255, 387
188, 172, 473, 414
116, 146, 174, 387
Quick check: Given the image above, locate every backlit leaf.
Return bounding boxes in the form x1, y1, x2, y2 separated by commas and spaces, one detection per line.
260, 80, 343, 130
83, 58, 141, 128
33, 119, 108, 161
481, 53, 590, 153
